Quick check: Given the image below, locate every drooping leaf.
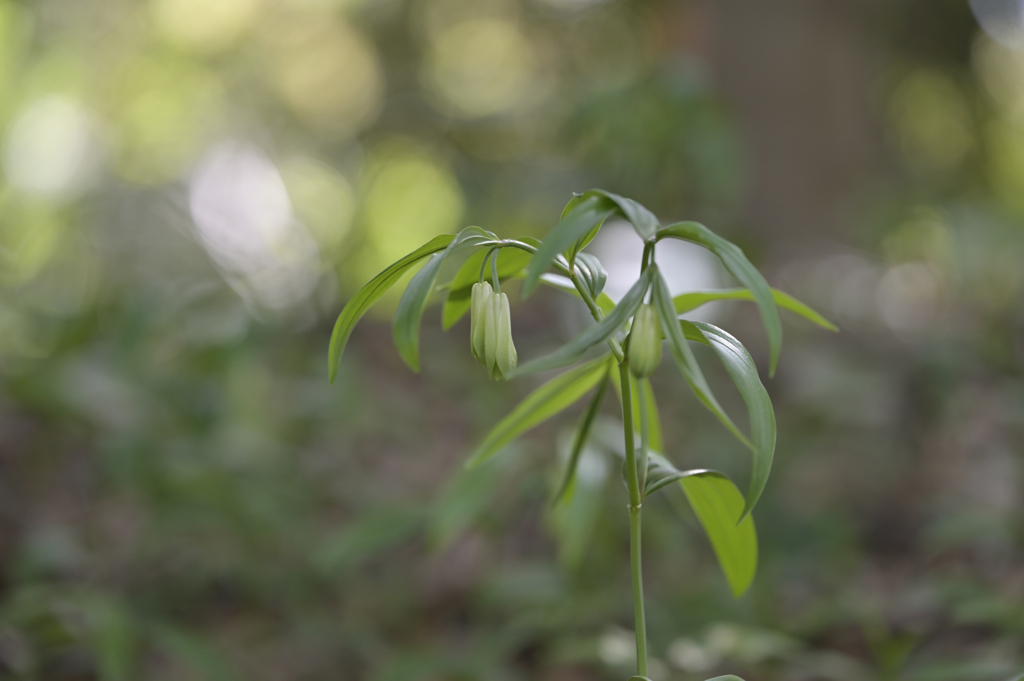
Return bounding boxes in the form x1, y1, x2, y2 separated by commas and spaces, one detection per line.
430, 454, 512, 548
522, 196, 614, 297
561, 194, 603, 269
575, 189, 661, 241
538, 273, 615, 314
328, 234, 455, 383
393, 227, 496, 371
515, 267, 654, 377
553, 374, 610, 505
673, 288, 837, 331
657, 222, 782, 374
682, 320, 775, 520
680, 471, 758, 598
549, 428, 610, 568
650, 268, 749, 448
441, 248, 533, 330
466, 355, 613, 469
574, 251, 608, 299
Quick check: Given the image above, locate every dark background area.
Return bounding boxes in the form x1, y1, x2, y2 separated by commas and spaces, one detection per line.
0, 0, 1021, 679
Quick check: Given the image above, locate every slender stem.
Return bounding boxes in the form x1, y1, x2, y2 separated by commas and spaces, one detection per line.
503, 239, 624, 361
638, 378, 650, 493
479, 246, 500, 284
490, 249, 501, 292
618, 361, 648, 678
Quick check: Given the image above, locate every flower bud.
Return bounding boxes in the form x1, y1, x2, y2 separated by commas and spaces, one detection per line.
490, 291, 517, 380
628, 304, 662, 378
470, 282, 492, 365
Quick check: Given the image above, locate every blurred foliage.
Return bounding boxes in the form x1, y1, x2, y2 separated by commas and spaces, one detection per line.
0, 0, 1022, 680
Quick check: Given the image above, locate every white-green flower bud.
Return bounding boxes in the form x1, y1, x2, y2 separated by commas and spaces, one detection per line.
470, 281, 492, 365
628, 304, 662, 378
490, 291, 517, 380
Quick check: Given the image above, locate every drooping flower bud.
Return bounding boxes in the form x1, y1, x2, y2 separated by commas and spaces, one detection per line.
470, 281, 493, 365
490, 291, 517, 380
628, 304, 662, 378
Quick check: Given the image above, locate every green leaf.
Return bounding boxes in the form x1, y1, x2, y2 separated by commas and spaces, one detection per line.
515, 267, 654, 377
657, 221, 782, 374
151, 625, 241, 681
328, 234, 455, 383
705, 677, 746, 681
549, 425, 610, 568
441, 248, 532, 330
561, 194, 603, 269
673, 288, 837, 332
466, 355, 613, 469
553, 373, 610, 505
393, 227, 496, 371
650, 268, 749, 448
680, 471, 758, 598
682, 321, 775, 520
522, 196, 614, 297
574, 251, 608, 299
576, 189, 661, 241
538, 273, 615, 314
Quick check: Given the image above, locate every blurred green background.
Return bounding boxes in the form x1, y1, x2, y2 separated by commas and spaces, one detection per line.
0, 0, 1022, 679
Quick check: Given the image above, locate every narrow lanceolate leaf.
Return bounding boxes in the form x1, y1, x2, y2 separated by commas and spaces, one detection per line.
682, 321, 776, 520
650, 268, 749, 448
561, 194, 603, 269
657, 222, 782, 374
673, 288, 838, 331
393, 227, 495, 372
442, 248, 532, 330
538, 274, 615, 314
522, 196, 614, 297
328, 234, 455, 384
553, 374, 610, 505
466, 355, 613, 469
574, 189, 661, 241
680, 471, 758, 598
515, 267, 654, 377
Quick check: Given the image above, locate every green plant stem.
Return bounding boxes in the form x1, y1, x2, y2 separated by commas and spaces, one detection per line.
503, 239, 624, 362
618, 360, 648, 678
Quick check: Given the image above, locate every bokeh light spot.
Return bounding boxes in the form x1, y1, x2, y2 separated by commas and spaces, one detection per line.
109, 56, 225, 184
424, 18, 535, 118
152, 0, 259, 53
2, 96, 101, 200
889, 70, 973, 174
358, 140, 465, 287
189, 143, 321, 310
969, 0, 1024, 48
268, 19, 383, 136
280, 156, 356, 255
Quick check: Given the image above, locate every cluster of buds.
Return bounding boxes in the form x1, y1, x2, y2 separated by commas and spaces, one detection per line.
628, 303, 662, 378
470, 281, 518, 380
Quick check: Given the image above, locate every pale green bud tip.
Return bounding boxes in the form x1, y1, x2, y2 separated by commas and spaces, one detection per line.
492, 292, 517, 380
470, 281, 493, 365
628, 304, 662, 378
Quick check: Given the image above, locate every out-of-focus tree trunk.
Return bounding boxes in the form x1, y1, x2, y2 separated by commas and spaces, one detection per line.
700, 0, 886, 259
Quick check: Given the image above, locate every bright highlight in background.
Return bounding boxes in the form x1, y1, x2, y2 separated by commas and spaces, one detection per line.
970, 0, 1024, 48
2, 96, 100, 200
189, 143, 321, 310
